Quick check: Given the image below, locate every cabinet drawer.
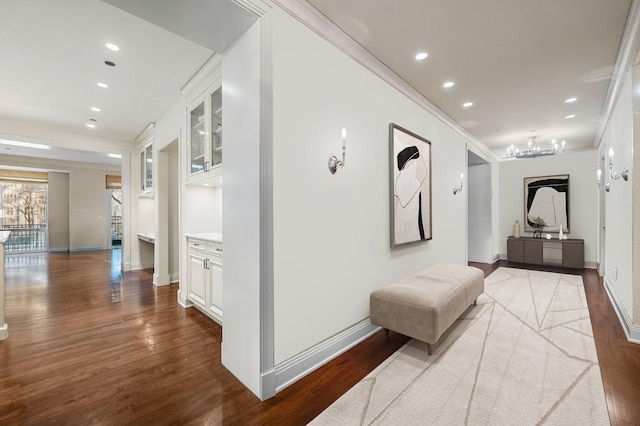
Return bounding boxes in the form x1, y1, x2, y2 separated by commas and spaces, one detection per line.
207, 241, 223, 256
543, 241, 562, 266
188, 238, 206, 251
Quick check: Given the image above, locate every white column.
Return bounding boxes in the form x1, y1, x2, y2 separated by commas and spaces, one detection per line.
0, 231, 10, 340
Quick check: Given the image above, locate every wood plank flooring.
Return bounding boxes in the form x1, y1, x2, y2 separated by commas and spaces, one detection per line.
0, 252, 638, 424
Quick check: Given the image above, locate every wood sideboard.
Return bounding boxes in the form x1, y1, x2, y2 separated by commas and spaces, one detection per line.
507, 236, 584, 269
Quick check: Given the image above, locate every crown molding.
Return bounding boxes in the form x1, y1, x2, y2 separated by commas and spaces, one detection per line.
272, 0, 499, 162
594, 0, 640, 149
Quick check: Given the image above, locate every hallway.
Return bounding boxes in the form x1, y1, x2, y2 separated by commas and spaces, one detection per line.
2, 252, 639, 424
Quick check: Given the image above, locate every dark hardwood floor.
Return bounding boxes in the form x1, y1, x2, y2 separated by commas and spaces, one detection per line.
0, 252, 638, 424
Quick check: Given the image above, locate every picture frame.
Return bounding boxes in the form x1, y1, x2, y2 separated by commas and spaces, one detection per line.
524, 174, 569, 233
390, 123, 432, 246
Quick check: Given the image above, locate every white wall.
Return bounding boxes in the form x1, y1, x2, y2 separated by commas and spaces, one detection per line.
498, 150, 598, 263
221, 18, 263, 398
0, 154, 121, 252
271, 9, 469, 365
184, 186, 222, 233
468, 163, 493, 262
69, 167, 111, 250
600, 70, 634, 323
48, 171, 70, 251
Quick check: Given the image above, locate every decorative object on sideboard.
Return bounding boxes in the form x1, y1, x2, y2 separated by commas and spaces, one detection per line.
607, 148, 628, 189
390, 123, 432, 246
328, 126, 347, 174
513, 220, 521, 238
531, 216, 546, 239
524, 174, 569, 234
452, 172, 464, 195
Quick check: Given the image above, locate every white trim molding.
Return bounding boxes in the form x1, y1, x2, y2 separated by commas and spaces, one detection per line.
272, 0, 499, 163
273, 319, 380, 394
0, 323, 7, 340
604, 278, 640, 344
594, 0, 640, 148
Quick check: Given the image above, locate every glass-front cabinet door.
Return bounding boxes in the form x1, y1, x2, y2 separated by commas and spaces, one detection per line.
210, 87, 222, 168
139, 141, 153, 194
189, 99, 206, 175
145, 143, 153, 190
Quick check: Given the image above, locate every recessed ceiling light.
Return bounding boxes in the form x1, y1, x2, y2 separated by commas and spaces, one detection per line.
86, 123, 96, 128
91, 107, 101, 112
565, 114, 576, 119
463, 102, 473, 108
443, 81, 455, 88
104, 60, 116, 67
105, 43, 120, 51
564, 97, 577, 103
415, 52, 428, 61
97, 82, 109, 88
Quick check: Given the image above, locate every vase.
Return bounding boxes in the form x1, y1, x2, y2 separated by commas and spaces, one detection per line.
513, 220, 521, 238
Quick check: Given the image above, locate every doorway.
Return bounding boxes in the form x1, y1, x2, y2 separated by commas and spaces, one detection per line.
467, 151, 492, 263
154, 139, 180, 285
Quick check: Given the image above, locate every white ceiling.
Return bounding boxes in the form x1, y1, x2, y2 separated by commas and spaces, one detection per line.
304, 0, 633, 156
0, 0, 254, 166
0, 0, 634, 166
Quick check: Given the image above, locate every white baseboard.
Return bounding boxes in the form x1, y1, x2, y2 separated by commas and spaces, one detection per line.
69, 246, 106, 252
170, 272, 179, 283
603, 278, 640, 344
584, 261, 598, 269
48, 247, 69, 253
177, 290, 192, 308
0, 323, 7, 340
273, 318, 380, 394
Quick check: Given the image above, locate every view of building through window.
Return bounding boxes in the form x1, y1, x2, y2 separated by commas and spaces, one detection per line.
111, 189, 122, 247
0, 181, 48, 252
0, 182, 47, 227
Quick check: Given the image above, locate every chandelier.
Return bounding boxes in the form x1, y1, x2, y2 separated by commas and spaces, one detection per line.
506, 136, 566, 159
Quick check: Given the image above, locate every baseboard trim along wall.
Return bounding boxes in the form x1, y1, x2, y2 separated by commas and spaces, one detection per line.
273, 318, 380, 394
69, 246, 106, 252
604, 278, 640, 344
48, 247, 70, 253
177, 290, 192, 308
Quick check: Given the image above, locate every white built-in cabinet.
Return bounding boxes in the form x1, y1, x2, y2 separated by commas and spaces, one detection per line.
186, 235, 223, 324
187, 84, 222, 185
137, 123, 155, 196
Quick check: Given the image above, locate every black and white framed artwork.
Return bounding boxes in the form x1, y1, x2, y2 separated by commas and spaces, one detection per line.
524, 174, 570, 233
390, 123, 432, 246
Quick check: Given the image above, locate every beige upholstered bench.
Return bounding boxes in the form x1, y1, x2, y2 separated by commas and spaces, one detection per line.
370, 263, 484, 355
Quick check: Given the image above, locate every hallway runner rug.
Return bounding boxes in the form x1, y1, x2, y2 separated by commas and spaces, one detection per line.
310, 267, 609, 425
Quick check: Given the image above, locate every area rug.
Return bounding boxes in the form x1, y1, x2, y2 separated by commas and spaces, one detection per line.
310, 267, 610, 425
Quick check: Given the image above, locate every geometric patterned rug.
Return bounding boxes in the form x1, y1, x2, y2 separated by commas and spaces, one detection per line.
310, 268, 610, 425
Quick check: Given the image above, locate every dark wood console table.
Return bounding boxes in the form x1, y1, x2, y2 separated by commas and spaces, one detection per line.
507, 236, 584, 269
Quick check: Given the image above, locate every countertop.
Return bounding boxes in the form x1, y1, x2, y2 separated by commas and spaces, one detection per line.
185, 232, 222, 243
137, 233, 155, 244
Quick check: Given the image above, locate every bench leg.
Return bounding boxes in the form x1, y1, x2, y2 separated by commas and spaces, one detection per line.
384, 328, 389, 341
427, 343, 433, 355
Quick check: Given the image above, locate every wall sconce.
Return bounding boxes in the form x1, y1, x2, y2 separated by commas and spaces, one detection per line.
596, 168, 602, 184
328, 126, 346, 174
453, 172, 464, 195
608, 148, 628, 182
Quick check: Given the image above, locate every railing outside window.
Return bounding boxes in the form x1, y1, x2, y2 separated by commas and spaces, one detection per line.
1, 224, 47, 253
111, 216, 122, 246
